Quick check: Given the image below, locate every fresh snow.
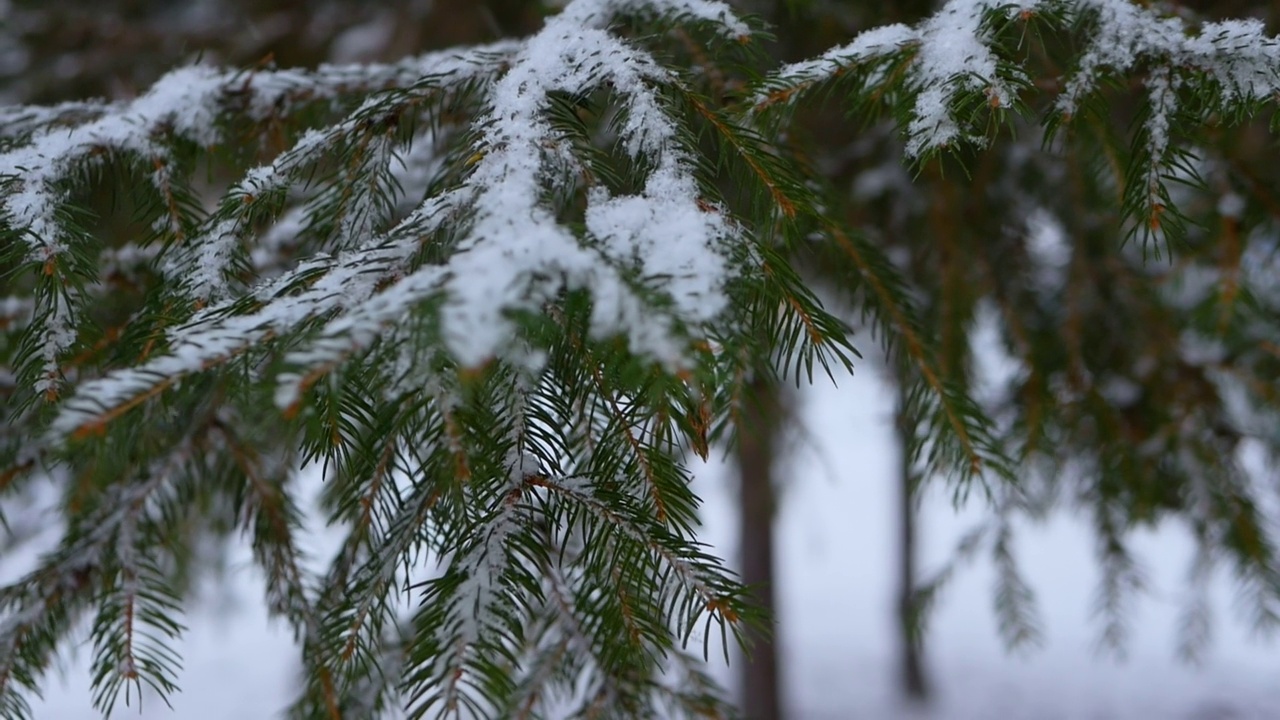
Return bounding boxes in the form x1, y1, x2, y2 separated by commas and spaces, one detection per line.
0, 40, 520, 398
30, 0, 1280, 439
760, 0, 1041, 157
762, 0, 1280, 163
439, 2, 735, 368
1059, 5, 1280, 118
43, 0, 744, 440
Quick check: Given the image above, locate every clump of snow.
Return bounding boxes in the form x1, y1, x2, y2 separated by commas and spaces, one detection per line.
181, 218, 243, 302
903, 0, 1038, 158
507, 448, 543, 482
760, 1, 1041, 158
1057, 0, 1181, 118
1058, 1, 1280, 196
1063, 6, 1280, 118
761, 0, 1280, 164
438, 3, 738, 368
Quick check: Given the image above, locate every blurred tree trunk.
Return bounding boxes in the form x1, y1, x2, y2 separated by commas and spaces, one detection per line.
737, 375, 782, 720
895, 378, 929, 701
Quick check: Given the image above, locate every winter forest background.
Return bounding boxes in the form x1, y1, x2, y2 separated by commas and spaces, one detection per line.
5, 0, 1280, 718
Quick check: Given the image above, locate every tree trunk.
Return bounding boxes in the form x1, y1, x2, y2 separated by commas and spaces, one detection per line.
738, 375, 783, 720
896, 380, 929, 701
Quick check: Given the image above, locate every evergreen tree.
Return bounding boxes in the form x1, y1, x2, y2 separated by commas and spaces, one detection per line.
3, 0, 1280, 717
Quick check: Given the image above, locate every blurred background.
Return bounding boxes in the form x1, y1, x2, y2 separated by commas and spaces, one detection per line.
4, 0, 1280, 717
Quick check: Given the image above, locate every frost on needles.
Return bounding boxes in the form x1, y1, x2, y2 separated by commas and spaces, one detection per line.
4, 0, 1280, 717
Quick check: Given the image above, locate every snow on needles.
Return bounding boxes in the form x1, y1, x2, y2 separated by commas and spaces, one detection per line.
49, 208, 441, 441
277, 0, 742, 406
40, 0, 746, 440
760, 0, 1280, 162
41, 0, 1280, 442
759, 0, 1041, 158
1057, 3, 1280, 214
1059, 4, 1280, 118
443, 3, 735, 368
2, 42, 519, 266
1, 41, 520, 398
902, 0, 1038, 158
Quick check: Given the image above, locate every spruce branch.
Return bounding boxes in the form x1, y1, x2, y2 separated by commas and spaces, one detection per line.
7, 0, 1280, 716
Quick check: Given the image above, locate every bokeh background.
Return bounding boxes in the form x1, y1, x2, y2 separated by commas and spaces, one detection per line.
5, 0, 1280, 717
15, 359, 1280, 718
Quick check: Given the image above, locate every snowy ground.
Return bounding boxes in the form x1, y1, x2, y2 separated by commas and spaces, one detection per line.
19, 368, 1280, 719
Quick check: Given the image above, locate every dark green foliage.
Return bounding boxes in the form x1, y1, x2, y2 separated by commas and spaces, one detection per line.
4, 0, 1280, 717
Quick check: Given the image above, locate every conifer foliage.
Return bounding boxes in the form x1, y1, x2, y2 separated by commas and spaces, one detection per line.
3, 0, 1280, 716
